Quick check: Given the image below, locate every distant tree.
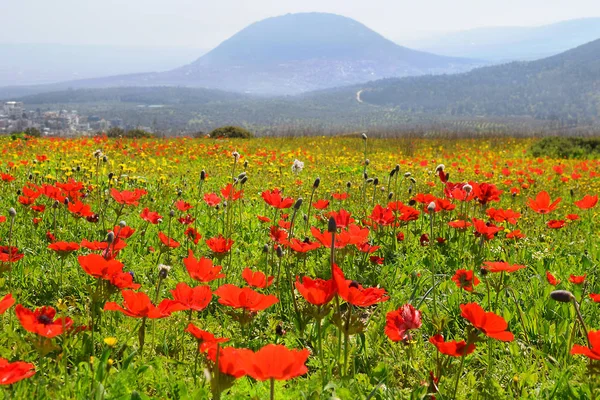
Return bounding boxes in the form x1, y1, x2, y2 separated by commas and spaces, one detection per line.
124, 128, 154, 138
23, 127, 41, 137
106, 127, 125, 138
209, 126, 254, 139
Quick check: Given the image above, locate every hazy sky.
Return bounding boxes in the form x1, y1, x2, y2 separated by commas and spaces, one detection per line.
3, 0, 600, 49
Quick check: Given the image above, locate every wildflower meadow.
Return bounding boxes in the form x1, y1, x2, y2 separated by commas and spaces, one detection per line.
0, 135, 599, 399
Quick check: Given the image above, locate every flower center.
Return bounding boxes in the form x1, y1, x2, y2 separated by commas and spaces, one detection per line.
37, 315, 53, 325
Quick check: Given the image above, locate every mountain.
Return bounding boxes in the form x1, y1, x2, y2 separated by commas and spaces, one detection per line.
0, 43, 204, 86
354, 38, 600, 123
401, 18, 600, 62
0, 13, 481, 97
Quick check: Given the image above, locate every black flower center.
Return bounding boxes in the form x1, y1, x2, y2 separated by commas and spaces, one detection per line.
37, 315, 53, 325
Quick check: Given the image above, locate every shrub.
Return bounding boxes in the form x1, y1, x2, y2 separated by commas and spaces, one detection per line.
209, 126, 254, 139
528, 137, 600, 159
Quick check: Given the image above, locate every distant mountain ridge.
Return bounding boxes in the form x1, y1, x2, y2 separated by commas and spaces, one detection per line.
0, 12, 481, 97
402, 17, 600, 61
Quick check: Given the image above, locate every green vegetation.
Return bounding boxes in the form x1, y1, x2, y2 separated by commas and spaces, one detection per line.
529, 136, 600, 158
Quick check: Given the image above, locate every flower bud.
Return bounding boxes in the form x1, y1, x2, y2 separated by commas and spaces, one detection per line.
240, 176, 248, 185
200, 170, 206, 181
366, 178, 374, 184
158, 264, 171, 280
313, 177, 320, 189
119, 221, 126, 227
404, 172, 411, 178
463, 184, 473, 194
427, 202, 436, 212
244, 160, 248, 169
361, 132, 368, 140
346, 181, 352, 189
64, 197, 70, 205
8, 207, 16, 218
108, 172, 114, 180
328, 216, 337, 233
373, 178, 379, 186
106, 231, 115, 244
388, 192, 394, 200
390, 169, 396, 177
169, 210, 175, 217
365, 159, 370, 166
276, 246, 283, 258
237, 172, 247, 180
263, 244, 269, 253
550, 290, 574, 303
294, 198, 303, 210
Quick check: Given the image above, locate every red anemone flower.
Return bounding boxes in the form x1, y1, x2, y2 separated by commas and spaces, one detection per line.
220, 184, 243, 201
429, 334, 476, 357
206, 346, 251, 378
175, 200, 193, 212
113, 225, 136, 239
67, 201, 94, 218
0, 358, 36, 385
451, 269, 480, 292
184, 227, 202, 244
242, 268, 274, 289
574, 195, 598, 210
295, 276, 336, 306
169, 282, 212, 312
214, 284, 278, 312
312, 199, 329, 210
205, 235, 233, 254
482, 261, 526, 273
589, 294, 600, 303
239, 344, 309, 381
328, 209, 355, 229
472, 218, 502, 240
184, 249, 226, 282
104, 290, 185, 319
333, 264, 389, 307
460, 303, 514, 342
15, 305, 73, 338
448, 220, 472, 230
0, 294, 15, 314
527, 191, 561, 214
286, 238, 321, 253
185, 323, 229, 352
261, 189, 294, 209
385, 304, 422, 342
571, 330, 600, 360
0, 246, 24, 263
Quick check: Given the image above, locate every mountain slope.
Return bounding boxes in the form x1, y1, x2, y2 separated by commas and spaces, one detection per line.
0, 13, 481, 97
355, 38, 600, 122
401, 18, 600, 61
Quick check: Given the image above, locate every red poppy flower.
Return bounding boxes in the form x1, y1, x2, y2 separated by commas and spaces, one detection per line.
80, 238, 127, 259
451, 269, 480, 292
269, 226, 288, 244
311, 224, 369, 249
286, 238, 321, 253
220, 184, 243, 201
257, 215, 271, 223
574, 195, 598, 210
482, 261, 526, 273
0, 246, 24, 263
312, 199, 329, 210
48, 241, 80, 255
333, 264, 389, 307
0, 174, 15, 182
472, 219, 502, 240
78, 254, 123, 279
460, 303, 514, 342
385, 304, 422, 342
158, 232, 180, 248
169, 282, 212, 312
140, 208, 162, 224
206, 346, 251, 378
547, 220, 566, 229
356, 242, 380, 254
370, 256, 384, 264
471, 182, 503, 205
368, 205, 395, 227
396, 232, 405, 241
203, 193, 221, 207
214, 284, 278, 312
242, 268, 274, 289
506, 230, 525, 240
261, 189, 294, 209
104, 290, 185, 319
527, 191, 561, 214
175, 200, 193, 212
295, 276, 336, 306
184, 227, 202, 244
113, 225, 136, 239
546, 271, 560, 286
486, 208, 521, 225
0, 294, 15, 314
110, 188, 147, 206
589, 294, 600, 303
571, 330, 600, 360
328, 209, 355, 228
68, 201, 94, 218
239, 344, 309, 381
185, 323, 229, 352
429, 334, 476, 357
205, 235, 233, 254
413, 193, 436, 204
15, 305, 73, 338
0, 358, 36, 385
448, 219, 472, 230
332, 192, 349, 200
419, 233, 430, 246
178, 214, 195, 225
184, 249, 226, 282
566, 214, 580, 221
30, 205, 46, 213
569, 274, 586, 285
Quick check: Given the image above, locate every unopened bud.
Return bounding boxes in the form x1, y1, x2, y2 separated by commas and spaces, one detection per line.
346, 181, 351, 189
361, 132, 368, 140
390, 169, 396, 177
294, 198, 303, 210
8, 208, 16, 218
550, 290, 574, 303
328, 217, 337, 233
263, 244, 269, 253
388, 192, 394, 200
106, 232, 115, 244
373, 178, 379, 186
119, 221, 126, 227
365, 159, 370, 166
463, 184, 473, 194
200, 170, 206, 181
64, 197, 70, 205
158, 264, 171, 280
427, 202, 436, 212
276, 246, 283, 258
313, 177, 320, 189
169, 210, 175, 217
404, 172, 411, 178
240, 176, 248, 185
366, 178, 374, 184
244, 160, 248, 169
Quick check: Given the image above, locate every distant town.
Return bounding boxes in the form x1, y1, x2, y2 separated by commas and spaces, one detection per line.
0, 101, 152, 136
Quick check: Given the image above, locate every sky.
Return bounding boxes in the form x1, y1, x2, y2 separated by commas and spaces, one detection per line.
2, 0, 600, 49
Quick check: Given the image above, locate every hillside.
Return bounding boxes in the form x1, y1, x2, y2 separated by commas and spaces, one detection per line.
0, 13, 480, 98
402, 17, 600, 61
356, 38, 600, 123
